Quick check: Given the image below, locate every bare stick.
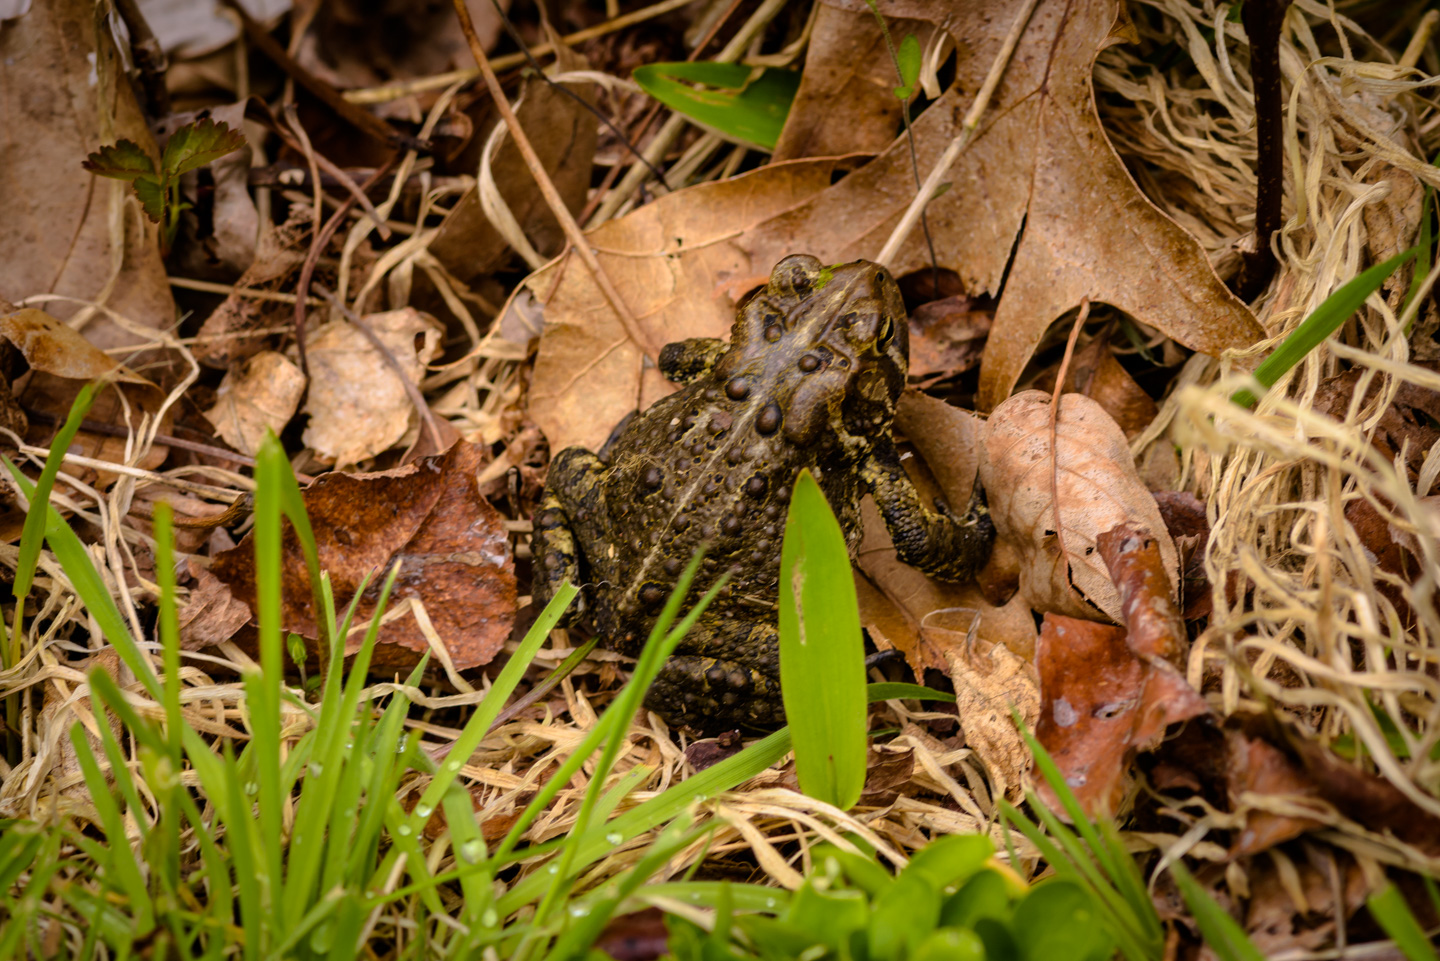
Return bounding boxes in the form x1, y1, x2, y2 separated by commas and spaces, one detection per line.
451, 0, 653, 361
1234, 0, 1293, 302
1049, 298, 1091, 574
875, 0, 1040, 267
346, 0, 698, 105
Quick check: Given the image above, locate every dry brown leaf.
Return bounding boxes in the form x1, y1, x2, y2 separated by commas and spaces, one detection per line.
0, 0, 177, 355
906, 296, 991, 381
1034, 613, 1206, 816
745, 0, 1260, 410
979, 390, 1178, 622
430, 68, 597, 285
1, 307, 171, 483
177, 560, 253, 652
525, 159, 841, 453
895, 391, 981, 512
944, 635, 1038, 803
204, 351, 306, 456
210, 441, 516, 674
771, 1, 939, 162
1034, 335, 1158, 439
300, 307, 445, 468
193, 213, 309, 370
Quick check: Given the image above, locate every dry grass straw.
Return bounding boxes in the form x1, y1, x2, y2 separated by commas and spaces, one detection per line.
7, 0, 1440, 930
1109, 1, 1440, 873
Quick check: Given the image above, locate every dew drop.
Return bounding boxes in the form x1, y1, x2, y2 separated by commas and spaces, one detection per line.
605, 832, 623, 845
570, 905, 590, 918
460, 839, 485, 864
481, 907, 499, 927
547, 864, 560, 875
245, 781, 258, 795
308, 762, 323, 777
397, 824, 413, 836
447, 760, 462, 772
415, 804, 433, 819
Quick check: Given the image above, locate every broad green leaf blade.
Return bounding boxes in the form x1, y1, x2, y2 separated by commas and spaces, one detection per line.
1232, 247, 1418, 407
81, 139, 156, 181
1367, 884, 1440, 961
161, 117, 247, 178
632, 62, 799, 150
780, 469, 866, 810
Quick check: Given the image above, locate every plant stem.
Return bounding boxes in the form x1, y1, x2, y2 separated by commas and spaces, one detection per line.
1235, 0, 1293, 302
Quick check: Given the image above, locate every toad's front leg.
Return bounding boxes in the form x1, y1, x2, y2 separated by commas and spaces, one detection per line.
532, 446, 608, 622
862, 437, 995, 582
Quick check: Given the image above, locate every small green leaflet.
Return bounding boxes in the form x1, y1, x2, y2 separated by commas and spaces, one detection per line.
632, 62, 800, 151
81, 139, 157, 182
161, 117, 247, 178
894, 34, 922, 99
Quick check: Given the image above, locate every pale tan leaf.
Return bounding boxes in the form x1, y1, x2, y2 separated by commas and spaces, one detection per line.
300, 307, 445, 467
204, 351, 306, 456
978, 390, 1178, 622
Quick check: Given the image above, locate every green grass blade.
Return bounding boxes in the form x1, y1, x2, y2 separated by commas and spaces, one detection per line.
70, 723, 155, 934
152, 503, 185, 760
780, 469, 867, 810
11, 382, 98, 625
867, 682, 956, 703
1367, 884, 1440, 961
1169, 861, 1266, 961
2, 457, 161, 699
494, 726, 792, 916
1233, 247, 1418, 406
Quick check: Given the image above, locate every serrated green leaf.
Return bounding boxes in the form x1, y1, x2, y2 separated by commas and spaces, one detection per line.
161, 117, 247, 178
896, 34, 921, 100
132, 178, 166, 223
780, 468, 867, 810
633, 62, 799, 151
81, 139, 156, 181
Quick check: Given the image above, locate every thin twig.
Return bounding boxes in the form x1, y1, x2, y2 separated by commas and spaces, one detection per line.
167, 277, 325, 306
451, 0, 654, 362
112, 0, 170, 115
294, 158, 399, 376
875, 0, 1041, 266
1234, 0, 1294, 302
1048, 298, 1090, 575
18, 407, 304, 477
345, 0, 699, 105
313, 287, 447, 455
279, 108, 392, 239
485, 0, 667, 183
217, 0, 425, 152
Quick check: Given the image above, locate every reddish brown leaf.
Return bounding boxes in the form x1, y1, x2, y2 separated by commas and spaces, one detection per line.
211, 441, 516, 673
1225, 731, 1323, 856
685, 729, 745, 772
1034, 613, 1207, 816
1097, 523, 1186, 667
1035, 336, 1158, 438
907, 296, 992, 382
595, 908, 670, 961
860, 744, 916, 804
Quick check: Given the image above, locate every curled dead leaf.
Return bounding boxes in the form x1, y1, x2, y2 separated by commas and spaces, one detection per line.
1034, 613, 1207, 817
979, 390, 1178, 622
204, 351, 306, 456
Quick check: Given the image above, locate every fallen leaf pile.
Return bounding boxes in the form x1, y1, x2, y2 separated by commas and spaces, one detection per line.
2, 0, 1439, 951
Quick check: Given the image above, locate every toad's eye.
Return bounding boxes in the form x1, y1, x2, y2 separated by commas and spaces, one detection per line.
876, 315, 894, 348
